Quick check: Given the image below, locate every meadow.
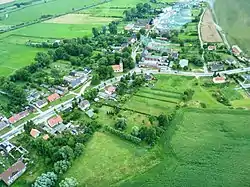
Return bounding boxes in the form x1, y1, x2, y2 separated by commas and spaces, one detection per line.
119, 109, 250, 187
64, 132, 160, 187
215, 0, 250, 55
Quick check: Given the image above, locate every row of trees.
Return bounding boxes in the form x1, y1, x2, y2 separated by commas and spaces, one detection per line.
123, 3, 152, 21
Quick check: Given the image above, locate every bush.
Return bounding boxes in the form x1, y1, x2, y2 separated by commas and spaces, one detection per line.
104, 125, 141, 144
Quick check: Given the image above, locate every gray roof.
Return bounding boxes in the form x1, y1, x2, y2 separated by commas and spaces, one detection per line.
86, 109, 94, 118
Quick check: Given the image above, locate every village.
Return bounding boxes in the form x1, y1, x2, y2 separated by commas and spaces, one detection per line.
0, 0, 250, 186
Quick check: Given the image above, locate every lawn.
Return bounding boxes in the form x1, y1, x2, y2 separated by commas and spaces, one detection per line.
64, 132, 160, 187
119, 109, 250, 187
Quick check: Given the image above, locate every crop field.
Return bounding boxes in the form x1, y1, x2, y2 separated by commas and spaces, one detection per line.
215, 0, 250, 54
201, 9, 222, 43
119, 109, 250, 187
65, 132, 160, 187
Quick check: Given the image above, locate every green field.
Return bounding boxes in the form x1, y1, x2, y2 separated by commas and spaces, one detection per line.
119, 109, 250, 187
215, 0, 250, 55
0, 0, 101, 25
0, 41, 45, 76
65, 132, 160, 187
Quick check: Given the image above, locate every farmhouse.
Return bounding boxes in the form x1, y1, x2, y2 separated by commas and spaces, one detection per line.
47, 115, 63, 128
8, 110, 29, 124
232, 45, 242, 56
35, 99, 48, 109
30, 129, 40, 138
213, 76, 226, 84
111, 62, 123, 73
47, 93, 60, 103
0, 160, 26, 186
179, 59, 189, 68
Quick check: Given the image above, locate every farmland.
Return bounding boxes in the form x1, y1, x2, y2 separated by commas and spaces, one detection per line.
200, 8, 222, 43
214, 0, 250, 54
119, 109, 250, 187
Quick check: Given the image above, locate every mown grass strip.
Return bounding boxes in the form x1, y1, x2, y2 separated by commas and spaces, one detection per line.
139, 89, 182, 100
134, 94, 178, 104
151, 88, 182, 95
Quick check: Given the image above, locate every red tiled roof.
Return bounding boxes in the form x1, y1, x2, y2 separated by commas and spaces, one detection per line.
43, 134, 49, 140
30, 129, 40, 138
105, 86, 116, 94
112, 65, 121, 71
47, 93, 60, 102
8, 111, 29, 124
48, 115, 63, 128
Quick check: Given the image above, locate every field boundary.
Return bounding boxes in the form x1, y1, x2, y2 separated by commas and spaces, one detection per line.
134, 94, 178, 104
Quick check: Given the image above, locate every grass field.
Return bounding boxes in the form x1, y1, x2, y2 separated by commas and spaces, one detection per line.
119, 109, 250, 187
215, 0, 250, 54
0, 41, 45, 76
65, 132, 160, 187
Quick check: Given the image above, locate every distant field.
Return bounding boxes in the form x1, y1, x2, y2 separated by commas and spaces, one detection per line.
215, 0, 250, 54
44, 14, 118, 24
0, 0, 14, 5
0, 0, 102, 25
119, 109, 250, 187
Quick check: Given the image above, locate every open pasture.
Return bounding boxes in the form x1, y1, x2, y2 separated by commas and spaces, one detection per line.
65, 132, 160, 187
119, 109, 250, 187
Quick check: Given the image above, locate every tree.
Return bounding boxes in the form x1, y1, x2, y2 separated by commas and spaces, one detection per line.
157, 114, 169, 128
92, 27, 99, 37
53, 146, 74, 162
138, 127, 157, 145
139, 28, 146, 35
91, 74, 100, 85
102, 26, 107, 35
74, 143, 84, 157
35, 52, 51, 68
32, 172, 57, 187
114, 118, 127, 131
83, 88, 98, 101
108, 22, 117, 35
54, 160, 71, 175
24, 121, 35, 134
136, 32, 141, 40
131, 126, 139, 136
59, 177, 78, 187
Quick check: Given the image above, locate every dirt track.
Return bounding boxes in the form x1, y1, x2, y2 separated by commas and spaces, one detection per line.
201, 9, 222, 43
0, 0, 14, 5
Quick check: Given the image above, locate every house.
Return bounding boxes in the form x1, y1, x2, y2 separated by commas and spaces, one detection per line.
226, 58, 237, 65
55, 86, 68, 96
86, 109, 94, 118
179, 59, 189, 68
124, 23, 134, 31
111, 62, 123, 73
8, 110, 29, 124
172, 51, 179, 60
78, 100, 90, 111
43, 134, 49, 140
0, 141, 15, 153
232, 45, 242, 56
213, 76, 226, 84
30, 129, 40, 138
35, 99, 48, 109
63, 71, 87, 88
47, 115, 63, 128
209, 62, 224, 72
0, 115, 9, 131
105, 86, 116, 95
208, 45, 216, 51
0, 160, 26, 186
47, 93, 60, 103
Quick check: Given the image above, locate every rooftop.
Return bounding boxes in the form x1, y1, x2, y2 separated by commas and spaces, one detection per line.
48, 115, 63, 128
30, 129, 40, 138
47, 93, 60, 102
